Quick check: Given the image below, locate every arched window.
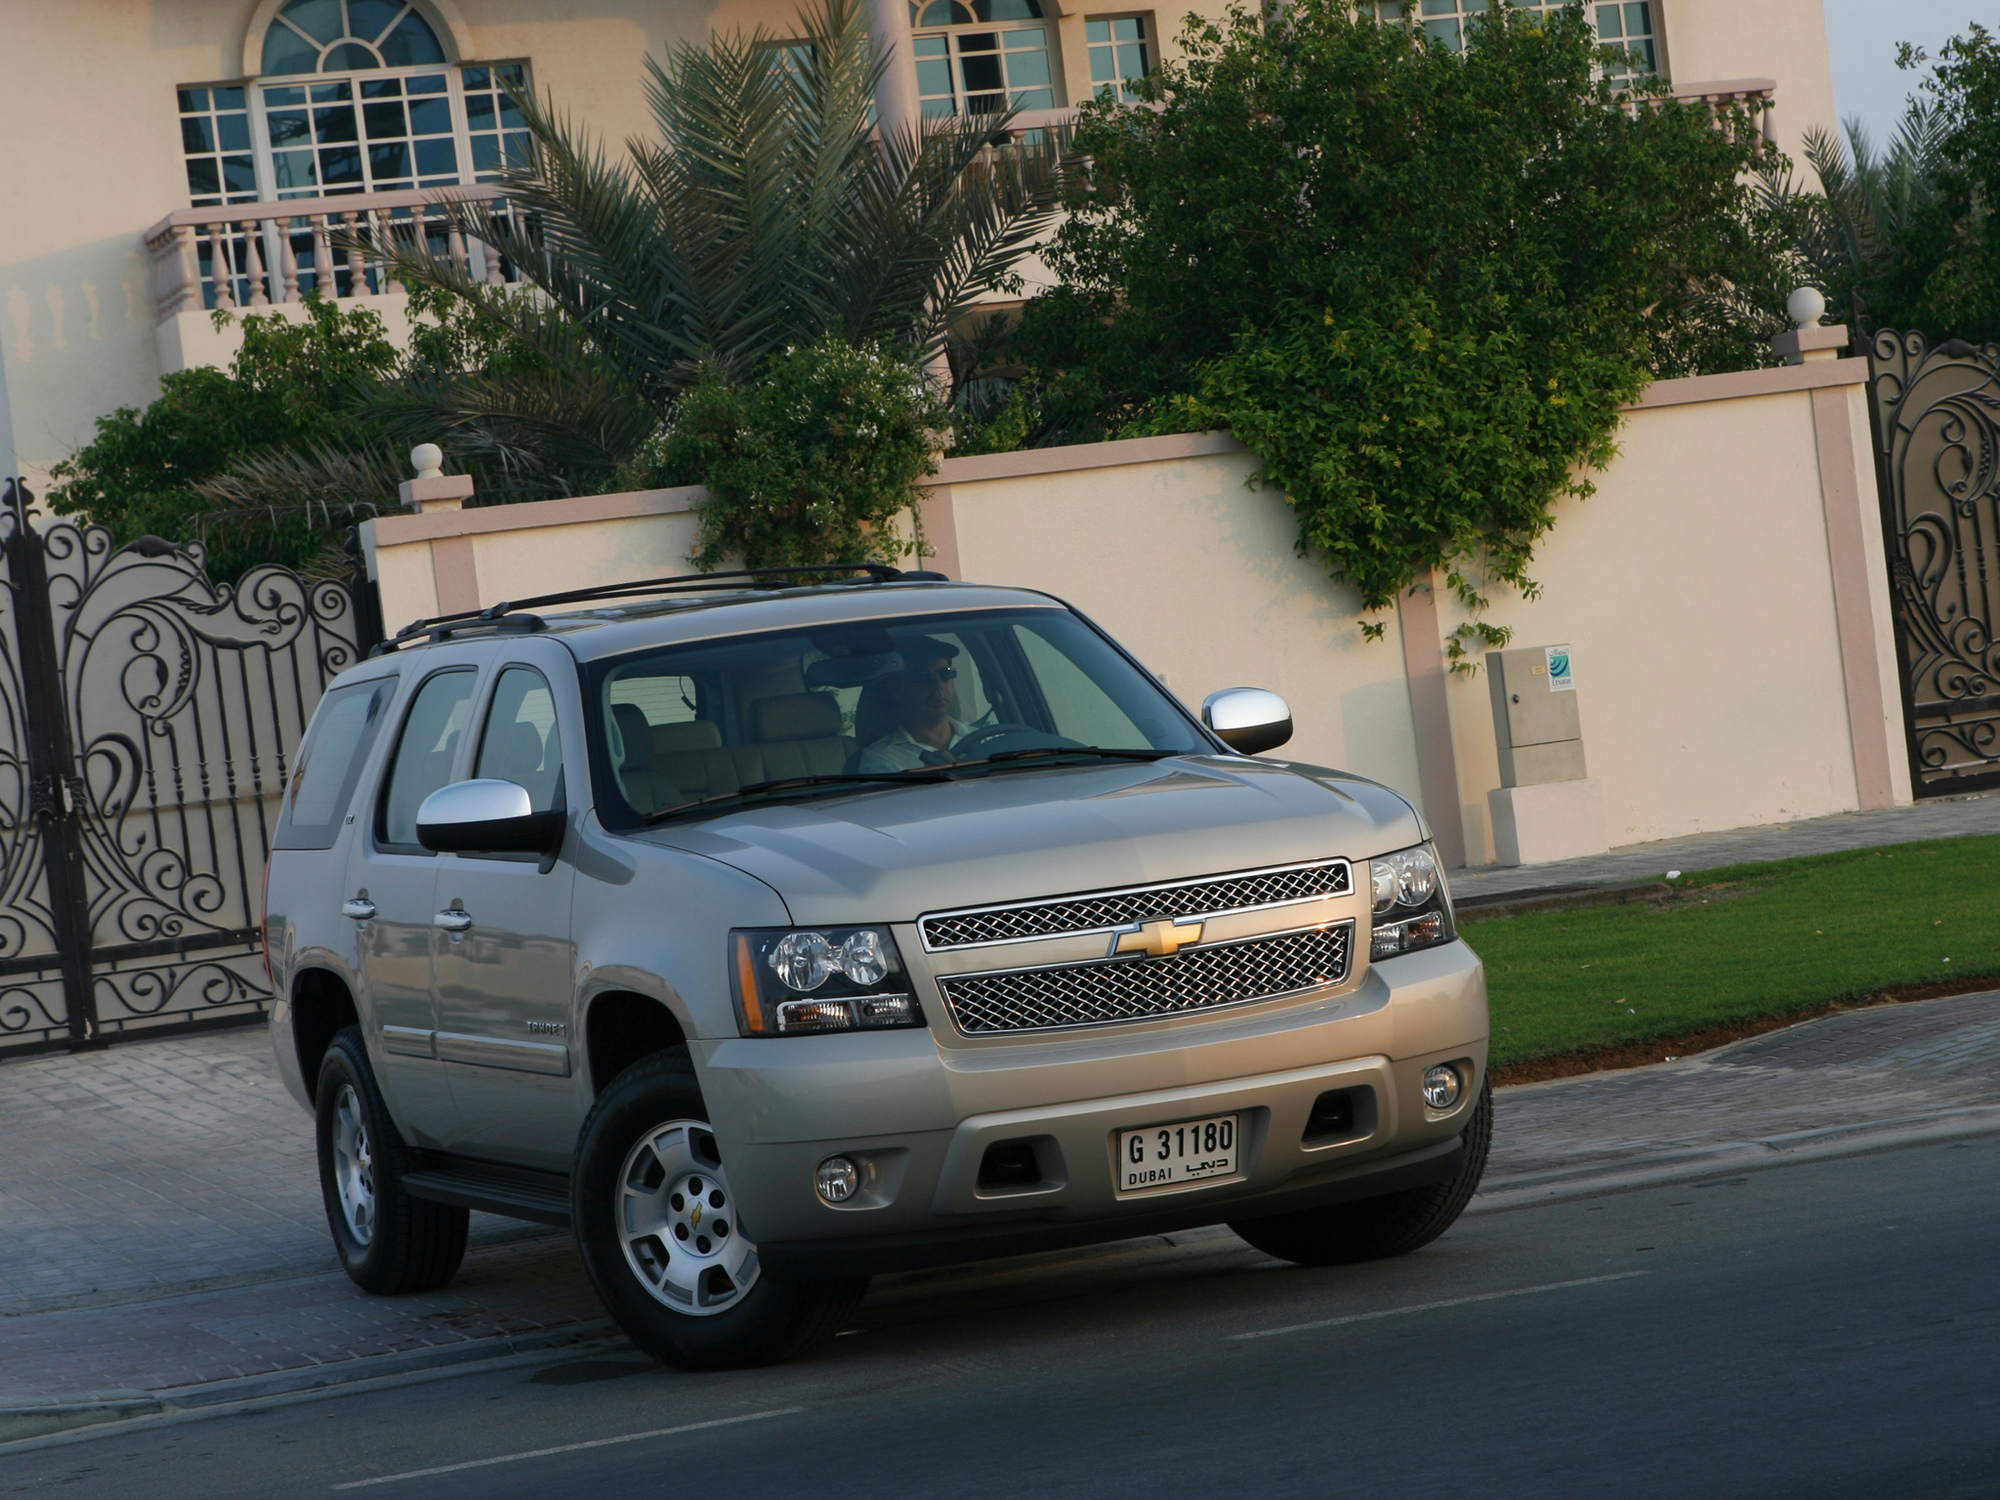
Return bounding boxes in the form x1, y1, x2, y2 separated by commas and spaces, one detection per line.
909, 0, 1056, 117
175, 3, 532, 209
261, 0, 447, 76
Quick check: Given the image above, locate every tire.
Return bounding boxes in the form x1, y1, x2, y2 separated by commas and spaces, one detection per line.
315, 1026, 469, 1294
1229, 1078, 1493, 1267
571, 1047, 869, 1371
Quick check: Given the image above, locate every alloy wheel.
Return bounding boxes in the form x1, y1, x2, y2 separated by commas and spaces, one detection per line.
331, 1083, 377, 1245
616, 1121, 759, 1316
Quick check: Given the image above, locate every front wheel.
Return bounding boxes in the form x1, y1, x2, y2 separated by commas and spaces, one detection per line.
571, 1048, 868, 1370
1230, 1078, 1492, 1266
315, 1026, 469, 1294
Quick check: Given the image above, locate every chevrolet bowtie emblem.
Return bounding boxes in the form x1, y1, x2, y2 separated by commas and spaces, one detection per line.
1112, 918, 1204, 959
690, 1203, 703, 1228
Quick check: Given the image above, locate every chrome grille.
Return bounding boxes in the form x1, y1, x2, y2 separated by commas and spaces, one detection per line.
919, 860, 1351, 951
937, 922, 1352, 1035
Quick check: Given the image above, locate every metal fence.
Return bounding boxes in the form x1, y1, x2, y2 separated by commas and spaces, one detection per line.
1868, 331, 2000, 797
0, 479, 360, 1055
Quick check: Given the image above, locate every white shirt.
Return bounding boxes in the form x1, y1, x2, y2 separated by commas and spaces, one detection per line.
856, 717, 974, 773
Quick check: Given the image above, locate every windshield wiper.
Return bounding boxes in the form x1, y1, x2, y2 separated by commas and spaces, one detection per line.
950, 746, 1180, 769
642, 769, 952, 825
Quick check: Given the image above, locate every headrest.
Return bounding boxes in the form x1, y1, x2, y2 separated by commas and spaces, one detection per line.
753, 692, 842, 743
650, 719, 722, 753
610, 704, 649, 765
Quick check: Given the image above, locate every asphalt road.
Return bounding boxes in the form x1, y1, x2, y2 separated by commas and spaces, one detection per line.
5, 1135, 1997, 1500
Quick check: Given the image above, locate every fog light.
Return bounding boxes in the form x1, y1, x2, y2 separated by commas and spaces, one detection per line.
815, 1155, 861, 1205
1422, 1064, 1462, 1110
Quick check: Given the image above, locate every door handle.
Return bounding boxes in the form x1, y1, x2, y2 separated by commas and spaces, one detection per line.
341, 898, 377, 921
433, 909, 473, 933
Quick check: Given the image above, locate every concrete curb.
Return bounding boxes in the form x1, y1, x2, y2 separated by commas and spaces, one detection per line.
1470, 1104, 2000, 1214
0, 1320, 617, 1447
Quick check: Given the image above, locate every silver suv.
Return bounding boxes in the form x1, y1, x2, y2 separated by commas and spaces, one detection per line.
265, 569, 1489, 1369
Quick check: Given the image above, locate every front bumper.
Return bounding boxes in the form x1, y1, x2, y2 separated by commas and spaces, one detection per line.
695, 938, 1487, 1277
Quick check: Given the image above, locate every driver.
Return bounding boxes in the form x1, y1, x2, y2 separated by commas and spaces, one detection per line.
856, 638, 972, 772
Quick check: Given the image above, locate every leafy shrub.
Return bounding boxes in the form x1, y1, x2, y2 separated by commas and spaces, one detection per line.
47, 298, 397, 580
668, 337, 944, 571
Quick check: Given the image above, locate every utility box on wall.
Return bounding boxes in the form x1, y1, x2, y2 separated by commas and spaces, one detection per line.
1485, 644, 1609, 867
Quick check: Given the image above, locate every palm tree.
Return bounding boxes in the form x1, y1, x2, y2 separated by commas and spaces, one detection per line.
361, 0, 1067, 491
1768, 103, 1948, 332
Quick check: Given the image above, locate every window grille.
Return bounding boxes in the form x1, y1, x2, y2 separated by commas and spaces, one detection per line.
1087, 17, 1151, 103
910, 0, 1056, 117
177, 87, 258, 207
1364, 0, 1658, 78
174, 66, 533, 206
262, 0, 446, 76
264, 72, 461, 197
461, 64, 532, 179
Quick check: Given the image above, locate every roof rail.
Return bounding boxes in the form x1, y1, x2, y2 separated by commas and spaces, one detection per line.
367, 563, 951, 656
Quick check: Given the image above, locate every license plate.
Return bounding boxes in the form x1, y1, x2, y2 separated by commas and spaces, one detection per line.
1116, 1113, 1240, 1194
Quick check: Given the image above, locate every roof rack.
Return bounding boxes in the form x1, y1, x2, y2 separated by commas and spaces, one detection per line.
367, 563, 952, 656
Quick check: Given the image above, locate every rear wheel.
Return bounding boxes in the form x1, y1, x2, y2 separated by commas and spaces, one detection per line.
572, 1047, 868, 1370
315, 1026, 468, 1293
1230, 1079, 1492, 1266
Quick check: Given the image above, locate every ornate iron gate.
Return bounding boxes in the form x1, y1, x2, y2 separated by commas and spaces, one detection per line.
1868, 330, 2000, 796
0, 479, 360, 1055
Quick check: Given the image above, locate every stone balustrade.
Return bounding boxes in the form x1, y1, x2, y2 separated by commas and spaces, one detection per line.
1661, 76, 1779, 145
142, 185, 525, 322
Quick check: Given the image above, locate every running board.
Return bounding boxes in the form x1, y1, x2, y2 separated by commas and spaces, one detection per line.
401, 1157, 572, 1229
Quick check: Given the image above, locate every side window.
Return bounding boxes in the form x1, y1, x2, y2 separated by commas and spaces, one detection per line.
474, 667, 564, 813
378, 669, 478, 849
274, 677, 394, 850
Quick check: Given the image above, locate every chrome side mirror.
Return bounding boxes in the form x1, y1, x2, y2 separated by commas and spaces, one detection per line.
1202, 687, 1293, 755
416, 779, 565, 857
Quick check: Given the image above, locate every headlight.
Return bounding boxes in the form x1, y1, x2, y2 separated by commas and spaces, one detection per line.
731, 926, 926, 1036
1368, 842, 1455, 961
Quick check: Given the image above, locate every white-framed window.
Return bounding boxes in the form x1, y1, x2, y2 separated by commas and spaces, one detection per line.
1590, 1, 1657, 81
175, 2, 532, 207
910, 0, 1057, 117
1365, 0, 1658, 79
178, 86, 259, 207
1086, 16, 1151, 103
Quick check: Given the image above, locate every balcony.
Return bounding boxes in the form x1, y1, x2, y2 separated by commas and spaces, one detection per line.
142, 185, 528, 371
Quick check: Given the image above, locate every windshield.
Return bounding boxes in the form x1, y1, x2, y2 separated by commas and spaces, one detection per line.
582, 607, 1211, 827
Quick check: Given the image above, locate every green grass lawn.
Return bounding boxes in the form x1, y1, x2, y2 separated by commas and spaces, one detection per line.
1465, 834, 2000, 1069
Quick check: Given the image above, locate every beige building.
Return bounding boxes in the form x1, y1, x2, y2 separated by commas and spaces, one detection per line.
0, 0, 1839, 489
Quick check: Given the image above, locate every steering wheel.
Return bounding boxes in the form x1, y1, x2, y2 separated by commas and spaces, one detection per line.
949, 723, 1081, 759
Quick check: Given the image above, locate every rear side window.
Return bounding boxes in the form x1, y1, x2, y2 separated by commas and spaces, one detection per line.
273, 677, 394, 851
378, 669, 478, 850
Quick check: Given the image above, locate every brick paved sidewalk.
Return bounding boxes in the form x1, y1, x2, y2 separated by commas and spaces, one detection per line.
0, 1027, 541, 1316
1452, 792, 2000, 901
2, 991, 1996, 1422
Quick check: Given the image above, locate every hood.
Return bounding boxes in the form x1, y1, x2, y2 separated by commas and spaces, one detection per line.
634, 755, 1424, 925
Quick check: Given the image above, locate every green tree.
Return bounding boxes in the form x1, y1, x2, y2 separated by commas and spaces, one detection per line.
1004, 0, 1799, 634
1843, 26, 2000, 342
46, 298, 397, 580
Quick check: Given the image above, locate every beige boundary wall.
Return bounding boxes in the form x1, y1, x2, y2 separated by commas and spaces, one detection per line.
361, 351, 1906, 871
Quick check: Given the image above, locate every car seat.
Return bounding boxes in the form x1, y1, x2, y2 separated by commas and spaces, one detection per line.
748, 693, 851, 782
